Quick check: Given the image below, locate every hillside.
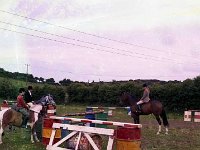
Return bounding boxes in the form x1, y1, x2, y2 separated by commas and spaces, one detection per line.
0, 67, 200, 112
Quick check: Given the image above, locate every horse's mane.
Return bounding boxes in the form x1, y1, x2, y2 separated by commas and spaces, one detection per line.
34, 94, 55, 105
125, 92, 139, 102
35, 96, 46, 104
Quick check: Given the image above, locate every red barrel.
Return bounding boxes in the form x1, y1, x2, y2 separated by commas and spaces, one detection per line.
115, 126, 141, 150
1, 100, 10, 110
42, 118, 61, 145
47, 105, 56, 117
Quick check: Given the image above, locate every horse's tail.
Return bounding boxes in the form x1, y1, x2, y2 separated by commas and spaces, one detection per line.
160, 109, 169, 127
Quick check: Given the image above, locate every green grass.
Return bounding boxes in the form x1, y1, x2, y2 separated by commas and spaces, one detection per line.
0, 105, 200, 150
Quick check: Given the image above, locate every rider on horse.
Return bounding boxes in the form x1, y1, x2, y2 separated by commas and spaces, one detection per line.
17, 88, 30, 127
24, 85, 33, 104
136, 83, 150, 112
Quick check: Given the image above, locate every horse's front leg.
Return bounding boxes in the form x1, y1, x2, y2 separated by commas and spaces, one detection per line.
32, 122, 40, 142
0, 124, 3, 144
132, 113, 140, 124
34, 127, 40, 142
29, 122, 35, 143
0, 119, 9, 144
0, 123, 9, 144
154, 115, 162, 135
165, 126, 169, 135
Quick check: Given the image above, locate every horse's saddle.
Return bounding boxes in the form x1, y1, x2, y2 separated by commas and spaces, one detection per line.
11, 103, 20, 112
137, 102, 150, 113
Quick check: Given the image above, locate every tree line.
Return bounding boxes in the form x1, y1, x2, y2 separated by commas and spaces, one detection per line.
0, 68, 200, 112
0, 67, 84, 85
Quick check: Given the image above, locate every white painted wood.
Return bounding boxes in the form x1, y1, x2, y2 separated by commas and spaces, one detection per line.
194, 112, 200, 122
50, 116, 142, 128
107, 136, 114, 150
47, 123, 115, 150
47, 116, 142, 150
53, 131, 77, 148
49, 129, 56, 146
184, 111, 192, 121
83, 132, 99, 150
46, 145, 71, 150
75, 132, 82, 150
53, 123, 114, 136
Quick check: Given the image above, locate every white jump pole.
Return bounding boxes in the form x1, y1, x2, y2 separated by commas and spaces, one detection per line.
50, 116, 142, 128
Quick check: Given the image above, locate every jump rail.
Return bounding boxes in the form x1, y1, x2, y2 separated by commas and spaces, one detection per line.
50, 116, 142, 128
86, 106, 130, 110
46, 116, 142, 150
62, 109, 104, 117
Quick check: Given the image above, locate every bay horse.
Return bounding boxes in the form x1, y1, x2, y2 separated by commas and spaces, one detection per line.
0, 94, 56, 144
120, 92, 169, 134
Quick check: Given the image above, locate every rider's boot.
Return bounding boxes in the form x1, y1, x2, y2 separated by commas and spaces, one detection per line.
136, 104, 142, 113
21, 117, 28, 128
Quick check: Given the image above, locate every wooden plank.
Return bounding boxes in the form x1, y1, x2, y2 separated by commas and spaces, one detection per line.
52, 123, 114, 136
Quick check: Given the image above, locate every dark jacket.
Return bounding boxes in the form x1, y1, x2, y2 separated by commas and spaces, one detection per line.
24, 90, 33, 103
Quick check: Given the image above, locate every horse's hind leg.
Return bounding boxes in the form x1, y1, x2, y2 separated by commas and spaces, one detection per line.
154, 115, 162, 135
31, 122, 40, 142
29, 122, 35, 143
0, 121, 3, 144
33, 125, 40, 142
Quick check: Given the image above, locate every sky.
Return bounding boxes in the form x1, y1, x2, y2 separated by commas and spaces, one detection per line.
0, 0, 200, 82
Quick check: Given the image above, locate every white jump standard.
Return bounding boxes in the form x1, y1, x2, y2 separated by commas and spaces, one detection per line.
46, 116, 142, 150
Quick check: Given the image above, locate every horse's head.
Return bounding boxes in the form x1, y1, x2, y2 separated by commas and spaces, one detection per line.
120, 92, 137, 106
36, 94, 56, 106
34, 94, 56, 116
120, 92, 130, 106
46, 94, 56, 106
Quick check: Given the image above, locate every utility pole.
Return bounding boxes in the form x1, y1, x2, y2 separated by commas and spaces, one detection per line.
25, 64, 30, 85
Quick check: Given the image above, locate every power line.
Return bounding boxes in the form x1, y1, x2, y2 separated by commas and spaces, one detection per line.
0, 27, 199, 66
31, 64, 194, 79
0, 20, 154, 58
0, 27, 134, 56
0, 9, 196, 59
0, 62, 196, 80
0, 20, 189, 62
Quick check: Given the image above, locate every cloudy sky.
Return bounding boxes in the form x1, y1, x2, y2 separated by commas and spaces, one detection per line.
0, 0, 200, 82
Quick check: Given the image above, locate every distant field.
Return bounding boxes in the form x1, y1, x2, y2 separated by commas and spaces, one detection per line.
0, 105, 200, 150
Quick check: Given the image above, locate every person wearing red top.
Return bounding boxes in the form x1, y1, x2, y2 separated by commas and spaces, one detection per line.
17, 95, 29, 109
17, 88, 29, 127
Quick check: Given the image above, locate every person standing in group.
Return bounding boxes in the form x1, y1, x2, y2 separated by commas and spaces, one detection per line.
136, 83, 150, 112
24, 85, 33, 104
17, 88, 29, 127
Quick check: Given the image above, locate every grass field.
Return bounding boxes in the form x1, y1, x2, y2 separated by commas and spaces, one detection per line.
0, 104, 200, 150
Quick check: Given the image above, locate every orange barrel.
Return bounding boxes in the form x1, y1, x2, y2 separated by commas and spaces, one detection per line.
115, 126, 141, 150
42, 118, 61, 145
47, 104, 56, 117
